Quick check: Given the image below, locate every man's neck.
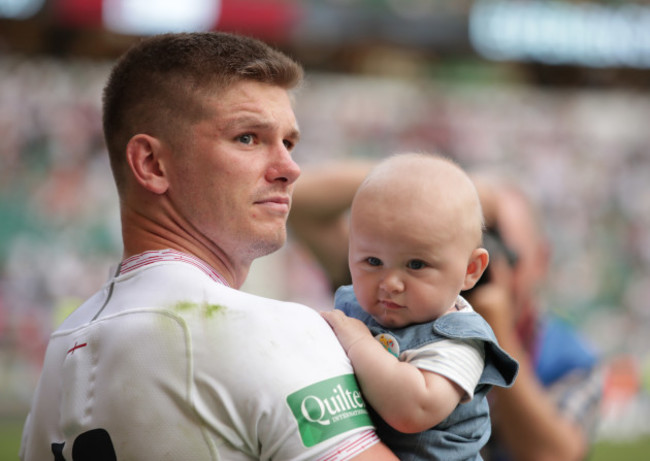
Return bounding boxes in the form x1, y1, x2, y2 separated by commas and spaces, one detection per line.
120, 207, 248, 288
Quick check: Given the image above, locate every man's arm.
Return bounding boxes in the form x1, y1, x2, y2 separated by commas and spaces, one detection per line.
321, 310, 463, 433
288, 162, 374, 288
351, 441, 399, 460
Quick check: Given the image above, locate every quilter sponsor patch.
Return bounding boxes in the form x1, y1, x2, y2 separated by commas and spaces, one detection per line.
286, 374, 373, 447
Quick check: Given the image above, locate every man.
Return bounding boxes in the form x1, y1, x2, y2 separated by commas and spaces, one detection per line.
20, 32, 396, 460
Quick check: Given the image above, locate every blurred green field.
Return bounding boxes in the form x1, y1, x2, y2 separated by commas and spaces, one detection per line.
2, 417, 649, 460
0, 420, 23, 461
590, 437, 650, 461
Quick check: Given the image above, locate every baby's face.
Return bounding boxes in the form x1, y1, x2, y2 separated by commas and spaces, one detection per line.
348, 196, 475, 329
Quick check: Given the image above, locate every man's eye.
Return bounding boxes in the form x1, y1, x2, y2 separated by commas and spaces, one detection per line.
407, 260, 426, 270
366, 257, 382, 267
238, 134, 254, 145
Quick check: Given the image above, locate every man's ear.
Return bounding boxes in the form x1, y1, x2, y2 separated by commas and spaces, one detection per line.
462, 248, 489, 291
126, 134, 169, 195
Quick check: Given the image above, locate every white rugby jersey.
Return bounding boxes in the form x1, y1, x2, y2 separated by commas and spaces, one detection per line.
20, 250, 378, 461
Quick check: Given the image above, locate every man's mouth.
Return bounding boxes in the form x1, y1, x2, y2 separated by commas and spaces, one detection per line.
255, 196, 291, 214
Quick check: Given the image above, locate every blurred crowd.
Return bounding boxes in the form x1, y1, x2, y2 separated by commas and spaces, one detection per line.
1, 57, 649, 440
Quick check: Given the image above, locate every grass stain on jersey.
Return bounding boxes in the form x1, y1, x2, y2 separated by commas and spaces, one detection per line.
173, 300, 226, 318
204, 303, 225, 317
174, 300, 197, 311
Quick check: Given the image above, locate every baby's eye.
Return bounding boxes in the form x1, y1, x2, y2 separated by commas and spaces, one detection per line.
237, 134, 255, 145
407, 260, 426, 270
366, 257, 382, 267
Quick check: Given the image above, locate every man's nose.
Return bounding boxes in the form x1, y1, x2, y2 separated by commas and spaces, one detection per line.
266, 142, 300, 184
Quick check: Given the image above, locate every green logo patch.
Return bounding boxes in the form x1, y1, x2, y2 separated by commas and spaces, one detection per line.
286, 374, 372, 447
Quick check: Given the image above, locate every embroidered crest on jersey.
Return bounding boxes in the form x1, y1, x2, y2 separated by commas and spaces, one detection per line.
286, 374, 372, 447
375, 333, 399, 357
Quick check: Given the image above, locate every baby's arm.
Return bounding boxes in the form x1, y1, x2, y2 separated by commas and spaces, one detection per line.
321, 310, 464, 434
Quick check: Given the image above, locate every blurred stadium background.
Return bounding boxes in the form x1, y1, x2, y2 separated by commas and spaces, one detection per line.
1, 0, 650, 459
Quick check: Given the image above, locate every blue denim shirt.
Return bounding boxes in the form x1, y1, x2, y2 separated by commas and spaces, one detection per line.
335, 285, 519, 461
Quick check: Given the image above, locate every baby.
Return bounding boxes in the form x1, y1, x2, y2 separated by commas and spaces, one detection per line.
322, 153, 519, 460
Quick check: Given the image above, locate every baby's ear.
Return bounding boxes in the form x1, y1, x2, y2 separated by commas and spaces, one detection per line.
462, 248, 489, 291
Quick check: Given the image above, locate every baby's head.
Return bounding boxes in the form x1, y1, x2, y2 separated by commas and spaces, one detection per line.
348, 153, 488, 328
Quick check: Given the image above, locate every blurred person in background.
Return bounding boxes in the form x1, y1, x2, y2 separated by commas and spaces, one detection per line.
20, 32, 398, 461
289, 162, 602, 461
465, 177, 602, 461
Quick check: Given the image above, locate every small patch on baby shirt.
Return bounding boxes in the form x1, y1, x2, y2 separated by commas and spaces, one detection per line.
375, 333, 399, 357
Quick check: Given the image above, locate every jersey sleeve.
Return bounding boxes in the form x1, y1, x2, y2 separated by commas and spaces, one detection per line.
400, 338, 485, 401
192, 292, 380, 460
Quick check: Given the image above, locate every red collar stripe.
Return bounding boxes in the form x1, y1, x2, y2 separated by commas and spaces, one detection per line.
120, 249, 229, 287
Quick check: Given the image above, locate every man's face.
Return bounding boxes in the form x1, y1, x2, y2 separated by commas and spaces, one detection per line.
164, 80, 301, 268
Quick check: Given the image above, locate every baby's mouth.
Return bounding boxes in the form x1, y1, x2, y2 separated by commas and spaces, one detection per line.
380, 300, 404, 310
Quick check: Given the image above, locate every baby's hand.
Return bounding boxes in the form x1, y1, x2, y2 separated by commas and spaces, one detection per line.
321, 310, 374, 354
